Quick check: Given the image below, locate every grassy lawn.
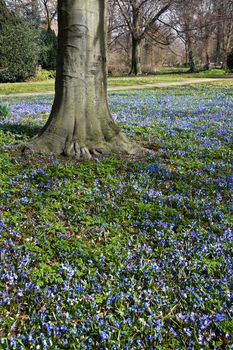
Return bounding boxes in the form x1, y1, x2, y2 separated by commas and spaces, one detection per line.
0, 84, 232, 349
108, 69, 229, 86
0, 69, 232, 95
0, 80, 55, 95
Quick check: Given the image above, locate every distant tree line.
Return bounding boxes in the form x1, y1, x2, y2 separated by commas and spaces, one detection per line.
108, 0, 233, 74
1, 0, 233, 82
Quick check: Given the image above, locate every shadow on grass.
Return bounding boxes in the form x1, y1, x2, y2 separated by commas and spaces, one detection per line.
0, 124, 40, 138
144, 68, 227, 77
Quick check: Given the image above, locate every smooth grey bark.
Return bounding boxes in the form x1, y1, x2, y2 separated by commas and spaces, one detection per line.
25, 0, 141, 158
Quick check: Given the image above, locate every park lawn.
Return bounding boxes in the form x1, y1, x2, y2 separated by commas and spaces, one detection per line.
0, 69, 231, 95
0, 80, 55, 95
108, 74, 193, 86
0, 84, 232, 349
108, 69, 229, 86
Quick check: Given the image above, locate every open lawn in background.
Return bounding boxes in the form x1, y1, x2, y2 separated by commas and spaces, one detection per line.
108, 69, 229, 87
0, 84, 232, 349
0, 69, 232, 95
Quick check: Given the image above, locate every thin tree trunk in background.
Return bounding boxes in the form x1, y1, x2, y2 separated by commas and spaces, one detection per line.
129, 36, 142, 75
215, 6, 222, 65
25, 0, 141, 158
205, 53, 210, 70
187, 33, 195, 72
129, 1, 142, 75
188, 50, 195, 72
44, 3, 51, 30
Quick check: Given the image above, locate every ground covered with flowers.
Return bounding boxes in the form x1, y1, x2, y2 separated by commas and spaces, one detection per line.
0, 85, 232, 349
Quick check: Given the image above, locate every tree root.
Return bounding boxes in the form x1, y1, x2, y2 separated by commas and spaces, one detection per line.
22, 132, 149, 160
63, 140, 103, 160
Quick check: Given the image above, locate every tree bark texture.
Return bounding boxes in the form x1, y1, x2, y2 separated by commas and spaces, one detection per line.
129, 37, 142, 75
186, 33, 195, 73
25, 0, 140, 158
129, 2, 142, 76
188, 50, 195, 73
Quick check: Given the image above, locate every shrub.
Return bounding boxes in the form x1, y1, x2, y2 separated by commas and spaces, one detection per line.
33, 69, 56, 81
0, 101, 10, 118
227, 49, 233, 71
0, 22, 40, 82
39, 29, 57, 70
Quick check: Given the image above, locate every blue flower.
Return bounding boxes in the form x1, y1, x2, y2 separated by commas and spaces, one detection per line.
99, 331, 108, 341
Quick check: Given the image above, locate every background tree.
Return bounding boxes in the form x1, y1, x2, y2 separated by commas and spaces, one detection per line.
39, 0, 57, 30
171, 0, 200, 72
25, 0, 141, 158
213, 0, 233, 67
108, 0, 233, 73
113, 0, 173, 75
5, 0, 57, 30
5, 0, 41, 27
165, 0, 233, 70
195, 0, 214, 70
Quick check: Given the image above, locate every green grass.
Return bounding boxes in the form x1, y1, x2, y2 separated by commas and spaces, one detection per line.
153, 67, 190, 74
156, 67, 226, 76
0, 80, 55, 95
108, 74, 191, 86
108, 69, 230, 86
0, 69, 231, 95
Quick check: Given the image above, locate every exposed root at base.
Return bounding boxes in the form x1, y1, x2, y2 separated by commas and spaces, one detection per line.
22, 133, 151, 160
22, 143, 104, 160
63, 140, 104, 160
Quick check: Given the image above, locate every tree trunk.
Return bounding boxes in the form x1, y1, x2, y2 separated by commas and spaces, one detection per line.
129, 37, 142, 75
25, 0, 141, 158
44, 3, 52, 31
215, 4, 222, 65
204, 53, 210, 70
188, 50, 195, 73
187, 30, 195, 73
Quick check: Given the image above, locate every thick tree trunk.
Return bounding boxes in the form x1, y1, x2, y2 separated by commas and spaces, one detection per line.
129, 37, 142, 75
25, 0, 141, 158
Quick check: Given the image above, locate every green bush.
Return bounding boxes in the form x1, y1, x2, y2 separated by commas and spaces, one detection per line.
0, 101, 10, 117
39, 29, 57, 70
0, 22, 40, 82
33, 69, 56, 81
227, 49, 233, 71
